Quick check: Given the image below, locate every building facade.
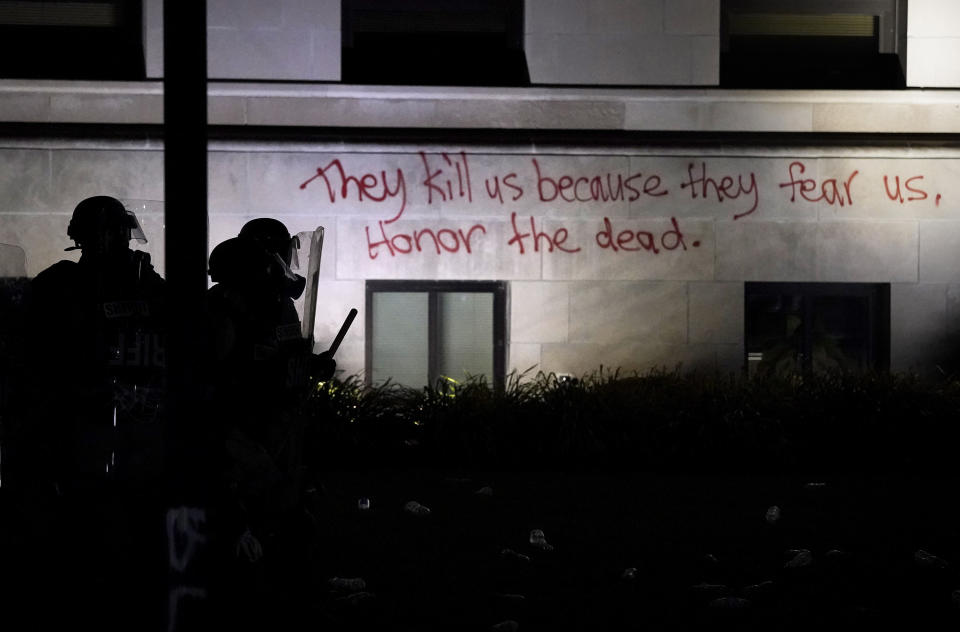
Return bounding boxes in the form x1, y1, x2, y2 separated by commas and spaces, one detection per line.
2, 0, 959, 386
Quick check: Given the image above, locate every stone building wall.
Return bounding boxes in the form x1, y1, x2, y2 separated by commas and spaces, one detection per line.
3, 139, 959, 378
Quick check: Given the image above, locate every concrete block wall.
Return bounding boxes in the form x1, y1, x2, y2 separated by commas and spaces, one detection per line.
4, 140, 960, 379
144, 0, 341, 81
0, 142, 166, 277
524, 0, 720, 85
907, 0, 960, 87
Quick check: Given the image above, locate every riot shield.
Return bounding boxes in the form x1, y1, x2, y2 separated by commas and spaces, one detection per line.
293, 227, 324, 347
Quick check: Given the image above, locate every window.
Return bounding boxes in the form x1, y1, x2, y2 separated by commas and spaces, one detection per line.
365, 280, 507, 388
745, 282, 890, 377
341, 0, 528, 86
0, 0, 144, 80
721, 0, 906, 89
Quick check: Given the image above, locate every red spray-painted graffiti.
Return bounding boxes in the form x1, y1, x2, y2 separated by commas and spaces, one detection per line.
596, 217, 701, 253
532, 158, 669, 204
365, 221, 487, 259
419, 151, 473, 204
507, 213, 580, 254
883, 174, 930, 204
779, 161, 859, 207
681, 162, 758, 220
299, 158, 407, 222
297, 154, 945, 261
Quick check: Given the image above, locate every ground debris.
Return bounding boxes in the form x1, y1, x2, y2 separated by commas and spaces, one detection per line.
691, 583, 728, 598
914, 549, 949, 569
529, 528, 554, 552
404, 500, 432, 516
709, 596, 751, 610
328, 577, 367, 593
784, 549, 813, 569
501, 548, 531, 563
742, 580, 775, 599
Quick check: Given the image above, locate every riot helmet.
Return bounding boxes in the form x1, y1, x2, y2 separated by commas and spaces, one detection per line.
238, 218, 299, 268
208, 237, 273, 288
238, 218, 305, 299
66, 196, 147, 254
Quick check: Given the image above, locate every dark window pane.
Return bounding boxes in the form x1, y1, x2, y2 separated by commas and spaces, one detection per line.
746, 292, 804, 377
811, 295, 872, 372
0, 1, 144, 80
745, 282, 889, 376
720, 1, 905, 89
342, 0, 528, 86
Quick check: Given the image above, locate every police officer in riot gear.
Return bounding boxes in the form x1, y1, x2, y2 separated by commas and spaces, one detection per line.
236, 217, 336, 383
31, 195, 166, 484
206, 223, 335, 629
23, 195, 167, 630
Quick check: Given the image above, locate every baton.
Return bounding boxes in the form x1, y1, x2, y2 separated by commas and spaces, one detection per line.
327, 308, 358, 357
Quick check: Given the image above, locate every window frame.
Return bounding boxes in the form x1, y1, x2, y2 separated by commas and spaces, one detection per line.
721, 0, 902, 54
744, 281, 891, 375
365, 280, 507, 388
719, 0, 906, 89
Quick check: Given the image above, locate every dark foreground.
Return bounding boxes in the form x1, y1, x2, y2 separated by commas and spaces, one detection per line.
295, 471, 960, 631
2, 471, 959, 631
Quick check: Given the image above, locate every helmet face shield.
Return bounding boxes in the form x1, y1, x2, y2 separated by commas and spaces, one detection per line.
287, 234, 301, 271
269, 251, 306, 299
126, 209, 147, 245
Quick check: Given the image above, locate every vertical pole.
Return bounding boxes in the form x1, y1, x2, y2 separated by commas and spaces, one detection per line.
164, 0, 208, 505
164, 2, 208, 630
428, 290, 439, 386
493, 282, 506, 390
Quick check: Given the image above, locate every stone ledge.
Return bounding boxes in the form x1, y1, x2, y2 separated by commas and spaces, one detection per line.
0, 80, 958, 133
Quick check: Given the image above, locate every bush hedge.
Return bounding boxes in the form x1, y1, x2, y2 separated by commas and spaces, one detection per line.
301, 368, 960, 473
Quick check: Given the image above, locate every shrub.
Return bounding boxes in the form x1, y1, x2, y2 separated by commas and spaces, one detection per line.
301, 368, 960, 473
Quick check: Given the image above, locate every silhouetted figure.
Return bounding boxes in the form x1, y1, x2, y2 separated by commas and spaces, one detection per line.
205, 223, 334, 629
21, 196, 167, 630
238, 217, 336, 386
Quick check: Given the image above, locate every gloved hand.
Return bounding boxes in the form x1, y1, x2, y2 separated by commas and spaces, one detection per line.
236, 527, 263, 563
311, 350, 336, 382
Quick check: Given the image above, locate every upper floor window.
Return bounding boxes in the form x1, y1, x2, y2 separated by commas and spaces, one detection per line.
0, 0, 144, 80
341, 0, 528, 87
721, 0, 906, 89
